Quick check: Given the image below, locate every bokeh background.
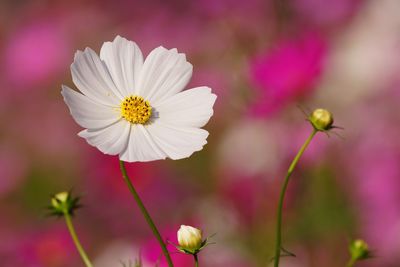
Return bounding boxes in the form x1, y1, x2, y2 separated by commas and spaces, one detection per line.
1, 0, 400, 266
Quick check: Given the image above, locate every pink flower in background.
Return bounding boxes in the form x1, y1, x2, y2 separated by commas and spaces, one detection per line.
3, 227, 77, 267
249, 33, 327, 115
4, 20, 71, 89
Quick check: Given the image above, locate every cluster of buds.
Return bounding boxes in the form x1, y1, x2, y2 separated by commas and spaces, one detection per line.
176, 225, 213, 256
48, 191, 81, 217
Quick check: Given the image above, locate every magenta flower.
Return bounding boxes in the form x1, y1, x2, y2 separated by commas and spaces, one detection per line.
4, 20, 71, 89
4, 227, 76, 267
249, 33, 327, 115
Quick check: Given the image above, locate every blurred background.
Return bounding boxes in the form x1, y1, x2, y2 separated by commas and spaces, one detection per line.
1, 0, 400, 266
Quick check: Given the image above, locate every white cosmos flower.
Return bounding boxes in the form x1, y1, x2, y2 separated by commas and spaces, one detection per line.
62, 36, 216, 162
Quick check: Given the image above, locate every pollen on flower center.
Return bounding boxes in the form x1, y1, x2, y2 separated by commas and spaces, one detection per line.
120, 95, 152, 124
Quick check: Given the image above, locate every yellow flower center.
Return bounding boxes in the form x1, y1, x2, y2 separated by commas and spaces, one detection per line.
120, 96, 152, 124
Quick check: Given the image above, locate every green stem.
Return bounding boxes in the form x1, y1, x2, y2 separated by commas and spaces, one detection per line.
64, 212, 93, 267
194, 254, 199, 267
346, 258, 356, 267
119, 160, 174, 267
273, 129, 318, 267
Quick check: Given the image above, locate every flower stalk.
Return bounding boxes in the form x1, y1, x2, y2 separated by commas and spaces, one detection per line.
64, 212, 93, 267
273, 128, 318, 267
346, 258, 357, 267
273, 108, 336, 267
119, 160, 174, 267
194, 254, 199, 267
346, 239, 371, 267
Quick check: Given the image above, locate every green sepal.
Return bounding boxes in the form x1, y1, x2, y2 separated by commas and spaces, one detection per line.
48, 191, 82, 217
173, 233, 216, 255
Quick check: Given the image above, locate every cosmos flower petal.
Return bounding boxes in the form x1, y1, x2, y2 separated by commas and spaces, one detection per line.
146, 121, 209, 160
156, 86, 217, 127
71, 47, 123, 105
78, 120, 131, 155
100, 36, 144, 96
119, 124, 167, 162
61, 85, 119, 129
137, 46, 193, 103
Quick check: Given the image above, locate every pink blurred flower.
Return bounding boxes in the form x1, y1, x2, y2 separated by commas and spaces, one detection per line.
4, 19, 71, 89
2, 227, 77, 267
249, 33, 327, 115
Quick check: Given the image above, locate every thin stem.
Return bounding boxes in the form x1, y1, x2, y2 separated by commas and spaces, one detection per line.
273, 129, 318, 267
119, 160, 174, 267
64, 212, 93, 267
194, 254, 199, 267
346, 258, 356, 267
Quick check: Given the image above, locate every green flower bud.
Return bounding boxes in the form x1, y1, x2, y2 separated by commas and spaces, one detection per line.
308, 108, 334, 131
349, 239, 371, 261
51, 191, 69, 210
49, 191, 81, 217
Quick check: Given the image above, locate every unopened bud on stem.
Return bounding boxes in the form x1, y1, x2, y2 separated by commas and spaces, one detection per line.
308, 108, 334, 131
349, 239, 371, 261
51, 192, 69, 211
178, 225, 203, 253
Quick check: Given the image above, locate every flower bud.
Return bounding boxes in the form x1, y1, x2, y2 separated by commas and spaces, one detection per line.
349, 239, 371, 261
308, 108, 334, 131
177, 225, 203, 253
51, 191, 69, 211
49, 191, 81, 217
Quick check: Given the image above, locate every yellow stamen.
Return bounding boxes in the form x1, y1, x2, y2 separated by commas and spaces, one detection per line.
120, 95, 152, 124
